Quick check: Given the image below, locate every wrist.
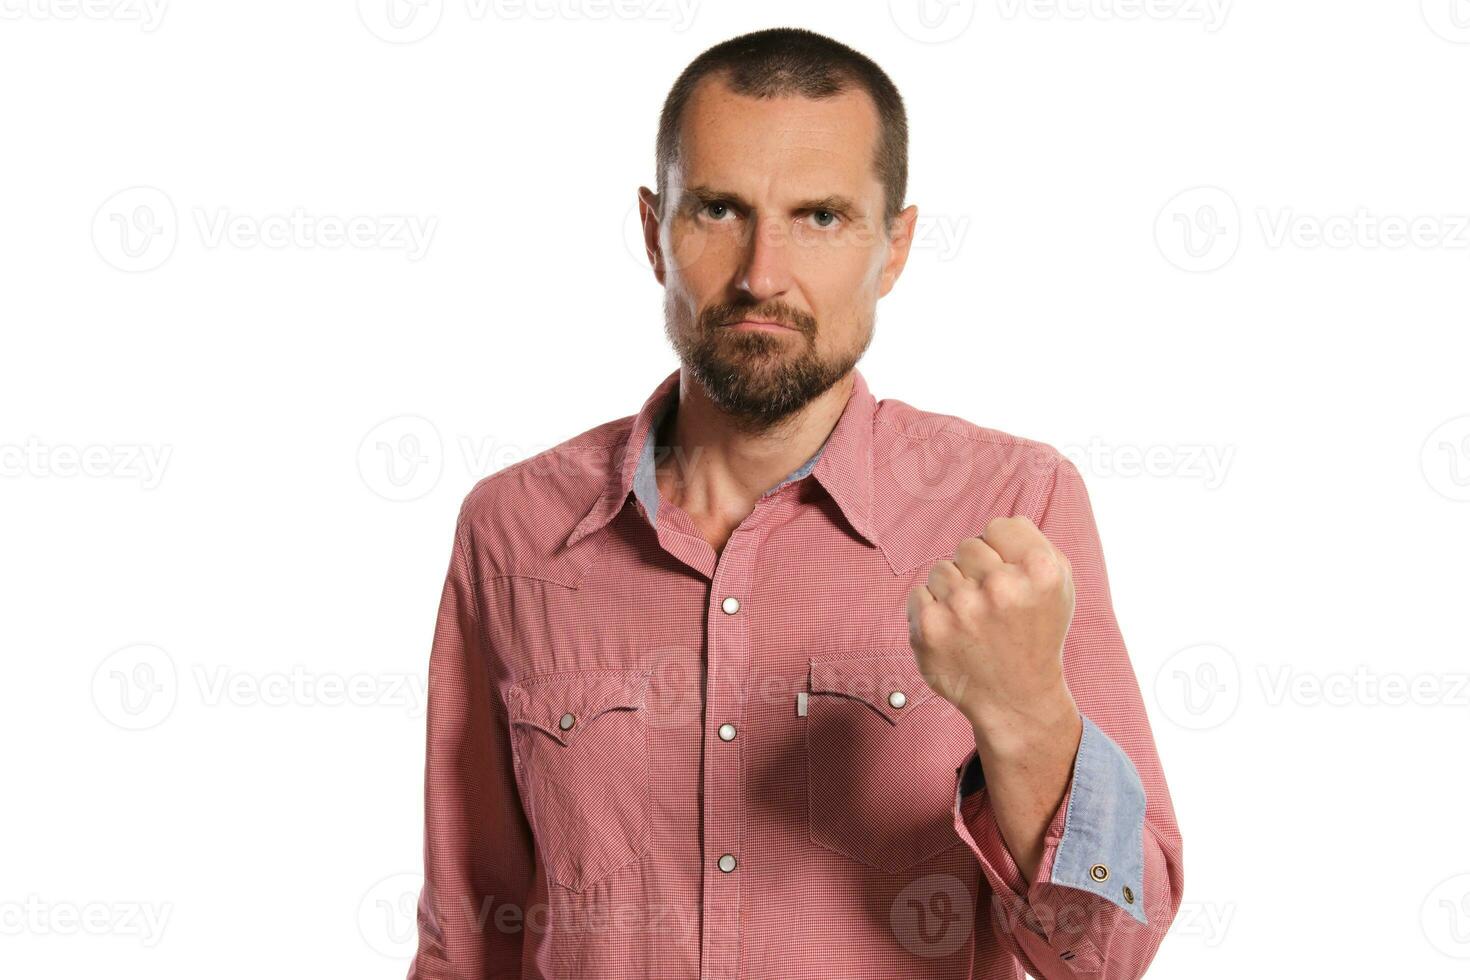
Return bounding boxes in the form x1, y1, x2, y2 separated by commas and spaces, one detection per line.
966, 689, 1081, 762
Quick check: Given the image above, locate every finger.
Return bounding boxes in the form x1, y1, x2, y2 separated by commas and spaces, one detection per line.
922, 558, 967, 602
907, 583, 938, 645
953, 534, 1005, 583
981, 515, 1046, 564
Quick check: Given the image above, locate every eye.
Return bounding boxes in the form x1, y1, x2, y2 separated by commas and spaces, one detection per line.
701, 201, 734, 221
809, 209, 841, 229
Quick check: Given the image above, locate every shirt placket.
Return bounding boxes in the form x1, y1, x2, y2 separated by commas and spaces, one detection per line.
695, 489, 788, 980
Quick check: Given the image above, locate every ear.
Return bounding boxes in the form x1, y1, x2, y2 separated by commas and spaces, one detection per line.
877, 204, 919, 299
637, 186, 666, 287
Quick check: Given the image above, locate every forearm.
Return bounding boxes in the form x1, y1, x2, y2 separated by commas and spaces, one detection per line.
968, 691, 1084, 885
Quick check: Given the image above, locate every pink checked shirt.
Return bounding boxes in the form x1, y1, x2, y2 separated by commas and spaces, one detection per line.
408, 366, 1185, 980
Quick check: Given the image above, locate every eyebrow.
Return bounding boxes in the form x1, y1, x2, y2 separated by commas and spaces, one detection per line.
680, 185, 863, 217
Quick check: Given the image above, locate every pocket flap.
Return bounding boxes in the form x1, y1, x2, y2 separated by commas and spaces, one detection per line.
808, 651, 942, 724
506, 670, 653, 746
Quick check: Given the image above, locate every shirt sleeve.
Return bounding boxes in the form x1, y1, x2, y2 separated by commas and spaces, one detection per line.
951, 455, 1186, 979
408, 504, 535, 980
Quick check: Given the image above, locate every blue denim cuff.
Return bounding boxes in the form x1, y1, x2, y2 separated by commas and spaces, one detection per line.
1050, 713, 1148, 924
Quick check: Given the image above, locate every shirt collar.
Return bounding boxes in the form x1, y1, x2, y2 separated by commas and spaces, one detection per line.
566, 366, 879, 550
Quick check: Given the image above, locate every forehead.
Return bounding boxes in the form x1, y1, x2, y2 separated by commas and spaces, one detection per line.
673, 74, 882, 198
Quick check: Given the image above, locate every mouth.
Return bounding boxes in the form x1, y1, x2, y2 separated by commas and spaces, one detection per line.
724, 319, 798, 333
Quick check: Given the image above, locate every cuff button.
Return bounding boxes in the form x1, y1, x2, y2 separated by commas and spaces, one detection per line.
1089, 863, 1110, 883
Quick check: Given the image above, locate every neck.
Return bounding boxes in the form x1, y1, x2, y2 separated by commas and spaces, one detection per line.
655, 369, 852, 531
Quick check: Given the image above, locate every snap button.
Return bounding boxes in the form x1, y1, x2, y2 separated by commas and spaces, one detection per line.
888, 690, 907, 709
721, 596, 740, 614
1089, 863, 1109, 883
718, 723, 737, 741
718, 853, 737, 873
558, 712, 576, 731
1122, 885, 1135, 904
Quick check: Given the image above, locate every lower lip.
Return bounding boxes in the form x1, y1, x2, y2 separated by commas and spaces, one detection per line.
727, 320, 796, 333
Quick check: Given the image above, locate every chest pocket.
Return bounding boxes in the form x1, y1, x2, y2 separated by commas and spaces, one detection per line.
805, 650, 977, 872
505, 670, 653, 892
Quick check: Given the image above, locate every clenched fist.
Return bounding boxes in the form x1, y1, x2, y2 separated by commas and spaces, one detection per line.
907, 515, 1077, 737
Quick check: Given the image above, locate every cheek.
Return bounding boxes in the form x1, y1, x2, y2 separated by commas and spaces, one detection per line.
667, 225, 742, 289
805, 245, 882, 312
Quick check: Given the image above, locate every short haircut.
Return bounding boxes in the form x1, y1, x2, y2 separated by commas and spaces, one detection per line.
655, 27, 909, 229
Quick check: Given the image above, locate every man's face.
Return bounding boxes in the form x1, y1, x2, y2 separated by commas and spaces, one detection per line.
640, 75, 917, 431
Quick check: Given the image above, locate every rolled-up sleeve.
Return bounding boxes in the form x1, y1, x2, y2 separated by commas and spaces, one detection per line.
952, 455, 1186, 979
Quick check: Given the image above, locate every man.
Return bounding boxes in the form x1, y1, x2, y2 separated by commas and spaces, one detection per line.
408, 26, 1183, 980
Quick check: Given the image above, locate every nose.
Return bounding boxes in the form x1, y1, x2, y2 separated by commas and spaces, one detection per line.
735, 213, 795, 301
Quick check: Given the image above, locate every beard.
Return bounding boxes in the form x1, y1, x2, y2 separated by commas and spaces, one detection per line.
664, 293, 872, 433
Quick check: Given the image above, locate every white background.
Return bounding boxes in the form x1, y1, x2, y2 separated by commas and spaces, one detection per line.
3, 1, 1469, 977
